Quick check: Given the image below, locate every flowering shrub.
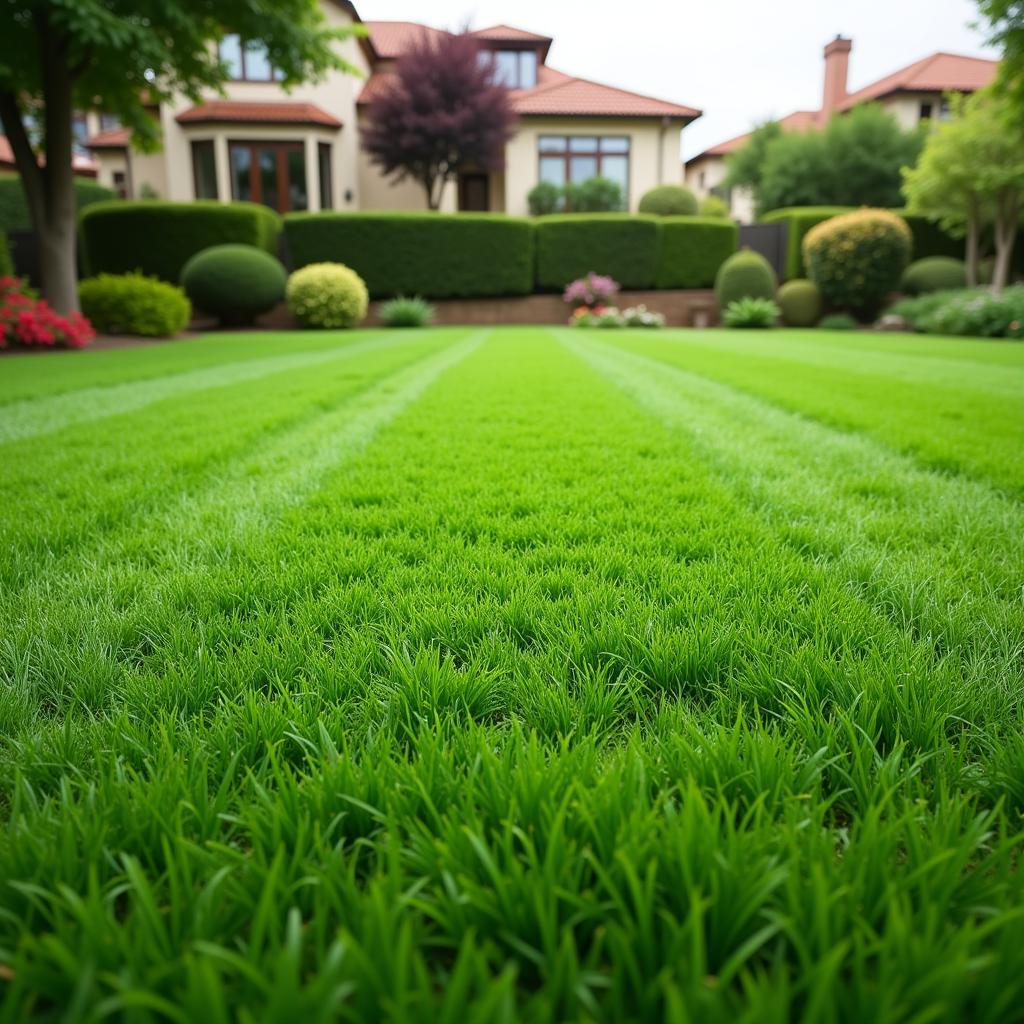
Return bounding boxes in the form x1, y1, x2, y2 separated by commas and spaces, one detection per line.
0, 276, 94, 349
563, 272, 620, 309
889, 286, 1024, 339
569, 305, 626, 328
286, 263, 368, 329
622, 304, 665, 328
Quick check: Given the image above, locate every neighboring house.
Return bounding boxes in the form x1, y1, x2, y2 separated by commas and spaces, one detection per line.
1, 115, 99, 179
684, 37, 998, 223
85, 2, 700, 217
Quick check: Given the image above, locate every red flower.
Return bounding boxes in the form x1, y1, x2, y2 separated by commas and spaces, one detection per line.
0, 276, 94, 349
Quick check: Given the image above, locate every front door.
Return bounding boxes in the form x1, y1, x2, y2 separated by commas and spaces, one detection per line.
459, 173, 490, 212
228, 141, 308, 212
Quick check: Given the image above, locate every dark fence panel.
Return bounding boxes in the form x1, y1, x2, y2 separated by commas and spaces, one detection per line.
739, 223, 788, 280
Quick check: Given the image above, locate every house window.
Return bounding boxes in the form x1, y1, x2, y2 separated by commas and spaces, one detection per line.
99, 113, 122, 132
229, 140, 307, 212
919, 101, 934, 121
698, 170, 706, 189
191, 140, 218, 200
538, 135, 630, 199
487, 49, 538, 89
112, 170, 128, 200
71, 113, 89, 155
318, 142, 333, 210
220, 34, 285, 82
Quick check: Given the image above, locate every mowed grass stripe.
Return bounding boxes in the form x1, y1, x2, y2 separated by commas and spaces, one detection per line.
2, 329, 1023, 1020
597, 329, 1024, 497
0, 330, 446, 444
559, 330, 1024, 672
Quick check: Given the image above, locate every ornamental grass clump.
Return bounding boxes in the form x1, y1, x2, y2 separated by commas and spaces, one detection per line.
803, 209, 911, 320
286, 262, 369, 329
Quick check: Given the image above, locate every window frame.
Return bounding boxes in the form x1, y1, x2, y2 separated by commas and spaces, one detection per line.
219, 34, 285, 83
191, 139, 218, 200
227, 139, 307, 212
535, 134, 631, 204
318, 141, 333, 210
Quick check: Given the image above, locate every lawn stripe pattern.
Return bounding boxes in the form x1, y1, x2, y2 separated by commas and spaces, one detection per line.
1, 326, 1023, 1022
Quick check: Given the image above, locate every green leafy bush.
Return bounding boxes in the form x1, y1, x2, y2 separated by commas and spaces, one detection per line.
284, 213, 534, 300
638, 184, 698, 216
180, 244, 287, 326
900, 256, 967, 295
527, 182, 562, 216
565, 176, 624, 213
0, 174, 115, 232
379, 295, 435, 328
535, 215, 659, 290
286, 263, 368, 329
699, 195, 731, 219
78, 273, 191, 337
776, 278, 823, 327
0, 228, 12, 277
655, 217, 738, 289
714, 249, 777, 312
890, 287, 1024, 338
80, 201, 280, 284
722, 296, 779, 328
818, 312, 860, 331
804, 209, 912, 320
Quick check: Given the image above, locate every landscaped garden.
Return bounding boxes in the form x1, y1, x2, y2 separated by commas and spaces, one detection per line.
2, 324, 1023, 1019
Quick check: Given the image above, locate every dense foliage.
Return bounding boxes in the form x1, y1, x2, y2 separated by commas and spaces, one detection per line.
0, 228, 11, 277
527, 181, 562, 216
0, 274, 93, 348
889, 285, 1024, 337
714, 249, 777, 312
776, 278, 823, 327
535, 215, 661, 290
0, 175, 114, 232
723, 120, 783, 195
900, 257, 968, 296
699, 195, 731, 219
565, 176, 625, 213
655, 217, 738, 289
180, 244, 287, 326
1, 327, 1022, 1018
817, 312, 860, 330
378, 295, 436, 328
78, 273, 191, 337
284, 213, 534, 300
738, 106, 924, 217
804, 209, 912, 319
286, 263, 369, 329
80, 201, 281, 284
638, 185, 698, 216
362, 31, 515, 209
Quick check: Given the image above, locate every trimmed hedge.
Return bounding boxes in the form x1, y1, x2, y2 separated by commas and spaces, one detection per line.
284, 213, 534, 300
181, 244, 287, 326
762, 205, 966, 279
0, 174, 114, 232
655, 217, 738, 289
536, 215, 660, 290
901, 256, 967, 295
80, 201, 280, 284
0, 228, 11, 277
79, 272, 191, 337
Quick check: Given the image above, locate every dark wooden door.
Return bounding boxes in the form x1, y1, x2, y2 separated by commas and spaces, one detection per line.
228, 141, 308, 212
459, 173, 490, 212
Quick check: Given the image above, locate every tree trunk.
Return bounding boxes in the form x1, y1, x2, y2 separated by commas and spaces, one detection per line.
991, 191, 1020, 295
0, 15, 80, 314
965, 205, 980, 289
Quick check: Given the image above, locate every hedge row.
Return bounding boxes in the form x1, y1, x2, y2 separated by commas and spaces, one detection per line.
286, 212, 736, 297
0, 174, 115, 232
762, 206, 965, 279
79, 201, 281, 283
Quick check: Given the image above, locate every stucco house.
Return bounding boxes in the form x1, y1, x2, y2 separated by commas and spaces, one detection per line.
684, 38, 998, 223
84, 2, 700, 217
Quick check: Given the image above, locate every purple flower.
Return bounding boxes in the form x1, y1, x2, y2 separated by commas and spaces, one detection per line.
563, 272, 620, 308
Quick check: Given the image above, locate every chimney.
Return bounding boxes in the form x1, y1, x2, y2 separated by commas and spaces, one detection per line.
822, 35, 852, 117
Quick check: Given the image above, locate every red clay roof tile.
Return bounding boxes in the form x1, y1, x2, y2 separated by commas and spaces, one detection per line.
175, 101, 341, 128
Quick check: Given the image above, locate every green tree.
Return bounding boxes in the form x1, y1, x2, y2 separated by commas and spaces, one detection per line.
903, 88, 1024, 291
724, 120, 782, 194
977, 1, 1024, 113
0, 0, 357, 313
742, 105, 923, 216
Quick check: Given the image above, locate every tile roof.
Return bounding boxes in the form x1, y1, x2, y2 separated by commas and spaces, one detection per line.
837, 52, 997, 110
175, 101, 341, 128
686, 110, 819, 164
470, 24, 553, 43
85, 127, 131, 149
364, 21, 449, 59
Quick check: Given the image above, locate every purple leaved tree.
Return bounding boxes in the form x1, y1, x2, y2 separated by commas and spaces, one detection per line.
362, 31, 516, 210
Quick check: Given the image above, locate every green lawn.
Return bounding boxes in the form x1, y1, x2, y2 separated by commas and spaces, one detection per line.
1, 326, 1023, 1022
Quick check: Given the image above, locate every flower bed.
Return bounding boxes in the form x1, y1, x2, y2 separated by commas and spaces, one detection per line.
1, 276, 94, 350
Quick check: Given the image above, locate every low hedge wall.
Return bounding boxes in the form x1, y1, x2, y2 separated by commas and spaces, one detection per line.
0, 174, 115, 232
80, 201, 281, 283
655, 217, 738, 289
535, 215, 660, 290
762, 205, 965, 279
284, 212, 535, 299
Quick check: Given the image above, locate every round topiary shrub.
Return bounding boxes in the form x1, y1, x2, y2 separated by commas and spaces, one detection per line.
180, 244, 286, 326
776, 278, 823, 328
803, 209, 912, 320
714, 249, 777, 313
286, 262, 368, 329
79, 272, 191, 337
638, 184, 698, 216
699, 194, 731, 219
900, 256, 967, 296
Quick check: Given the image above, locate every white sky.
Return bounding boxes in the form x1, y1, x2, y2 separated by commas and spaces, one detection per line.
355, 0, 998, 159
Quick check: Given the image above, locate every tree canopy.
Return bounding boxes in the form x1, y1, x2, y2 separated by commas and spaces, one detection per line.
977, 0, 1024, 114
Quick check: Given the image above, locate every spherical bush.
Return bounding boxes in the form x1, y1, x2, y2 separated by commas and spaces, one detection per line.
714, 249, 777, 312
776, 278, 823, 328
803, 209, 911, 320
180, 244, 286, 326
638, 184, 698, 216
286, 263, 368, 329
900, 256, 967, 296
